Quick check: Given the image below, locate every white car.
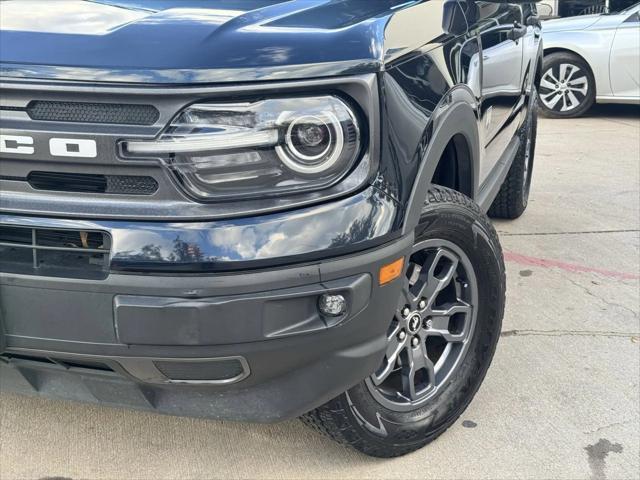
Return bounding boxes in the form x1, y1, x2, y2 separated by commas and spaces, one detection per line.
541, 2, 640, 117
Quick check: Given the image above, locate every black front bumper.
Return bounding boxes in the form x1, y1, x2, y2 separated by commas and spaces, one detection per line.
0, 219, 412, 421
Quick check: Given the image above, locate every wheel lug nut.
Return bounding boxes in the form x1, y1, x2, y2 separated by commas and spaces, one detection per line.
401, 307, 411, 317
418, 299, 427, 309
411, 336, 420, 348
423, 318, 433, 329
398, 330, 407, 341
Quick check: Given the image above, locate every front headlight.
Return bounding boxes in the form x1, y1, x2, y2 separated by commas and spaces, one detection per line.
123, 96, 363, 201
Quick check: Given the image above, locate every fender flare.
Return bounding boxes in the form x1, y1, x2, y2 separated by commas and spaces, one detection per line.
401, 89, 480, 236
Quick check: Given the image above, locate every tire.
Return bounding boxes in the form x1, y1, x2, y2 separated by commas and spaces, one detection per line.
488, 87, 538, 219
539, 51, 595, 118
302, 187, 505, 458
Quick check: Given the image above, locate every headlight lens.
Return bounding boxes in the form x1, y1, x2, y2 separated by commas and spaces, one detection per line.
123, 96, 362, 201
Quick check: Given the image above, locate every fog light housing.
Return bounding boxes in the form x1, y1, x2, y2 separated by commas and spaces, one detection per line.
318, 293, 347, 317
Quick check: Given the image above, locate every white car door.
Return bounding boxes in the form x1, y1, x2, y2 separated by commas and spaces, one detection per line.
610, 7, 640, 99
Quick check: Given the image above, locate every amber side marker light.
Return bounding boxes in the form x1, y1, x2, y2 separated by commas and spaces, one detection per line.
379, 257, 405, 286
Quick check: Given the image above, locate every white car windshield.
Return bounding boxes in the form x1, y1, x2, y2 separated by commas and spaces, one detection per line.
618, 1, 640, 13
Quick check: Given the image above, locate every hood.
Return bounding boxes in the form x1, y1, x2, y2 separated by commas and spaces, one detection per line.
0, 0, 422, 83
543, 14, 602, 33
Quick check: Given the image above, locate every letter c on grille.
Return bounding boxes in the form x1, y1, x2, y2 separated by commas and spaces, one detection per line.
0, 134, 35, 155
49, 138, 97, 158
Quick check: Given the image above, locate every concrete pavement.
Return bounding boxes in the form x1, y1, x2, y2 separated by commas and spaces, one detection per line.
1, 104, 638, 480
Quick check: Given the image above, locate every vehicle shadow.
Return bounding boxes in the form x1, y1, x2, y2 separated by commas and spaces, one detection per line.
584, 103, 640, 119
0, 392, 390, 479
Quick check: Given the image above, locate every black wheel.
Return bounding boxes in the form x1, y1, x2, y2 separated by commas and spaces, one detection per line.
539, 51, 595, 118
302, 187, 505, 458
488, 87, 538, 219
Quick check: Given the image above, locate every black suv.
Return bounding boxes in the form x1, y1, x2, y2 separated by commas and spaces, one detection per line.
0, 0, 542, 457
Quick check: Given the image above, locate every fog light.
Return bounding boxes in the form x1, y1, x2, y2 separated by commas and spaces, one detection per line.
318, 293, 347, 317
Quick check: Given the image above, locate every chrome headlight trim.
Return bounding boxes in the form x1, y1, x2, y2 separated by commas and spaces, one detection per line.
125, 129, 279, 154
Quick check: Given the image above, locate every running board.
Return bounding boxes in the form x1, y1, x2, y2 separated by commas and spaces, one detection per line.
476, 134, 521, 212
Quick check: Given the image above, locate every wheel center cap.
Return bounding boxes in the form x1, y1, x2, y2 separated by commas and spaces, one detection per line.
408, 314, 421, 334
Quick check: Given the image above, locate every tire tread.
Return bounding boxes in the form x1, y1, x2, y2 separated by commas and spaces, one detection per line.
301, 187, 506, 458
488, 90, 538, 219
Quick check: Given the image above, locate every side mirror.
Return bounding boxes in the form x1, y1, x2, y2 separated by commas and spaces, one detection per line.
507, 22, 528, 41
526, 16, 542, 28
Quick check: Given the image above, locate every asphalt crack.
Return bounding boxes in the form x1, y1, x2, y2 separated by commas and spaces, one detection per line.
564, 275, 639, 318
498, 229, 639, 237
501, 329, 639, 338
584, 420, 635, 435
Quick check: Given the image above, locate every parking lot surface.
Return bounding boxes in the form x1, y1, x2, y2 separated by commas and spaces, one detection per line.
1, 105, 638, 480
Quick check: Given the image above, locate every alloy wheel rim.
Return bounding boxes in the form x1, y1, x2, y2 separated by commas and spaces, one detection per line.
366, 239, 478, 412
540, 63, 589, 113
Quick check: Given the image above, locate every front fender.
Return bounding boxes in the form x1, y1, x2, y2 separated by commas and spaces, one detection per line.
400, 91, 480, 235
374, 40, 481, 237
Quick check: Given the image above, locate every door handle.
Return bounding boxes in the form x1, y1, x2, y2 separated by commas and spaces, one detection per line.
507, 22, 528, 42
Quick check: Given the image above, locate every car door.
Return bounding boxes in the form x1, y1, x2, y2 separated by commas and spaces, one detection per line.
610, 7, 640, 98
463, 1, 526, 184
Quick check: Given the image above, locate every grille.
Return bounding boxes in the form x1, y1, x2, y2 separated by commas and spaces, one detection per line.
0, 225, 111, 279
27, 171, 158, 195
2, 354, 114, 372
26, 100, 160, 125
154, 359, 247, 382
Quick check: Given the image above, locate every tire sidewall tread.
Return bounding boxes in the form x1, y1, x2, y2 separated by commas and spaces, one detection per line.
302, 187, 506, 458
488, 88, 538, 220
